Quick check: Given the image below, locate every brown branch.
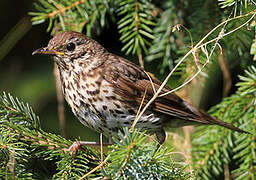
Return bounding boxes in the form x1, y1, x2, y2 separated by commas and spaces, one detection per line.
200, 143, 217, 166
138, 53, 144, 69
9, 150, 16, 179
54, 64, 66, 137
47, 0, 88, 18
183, 126, 193, 171
79, 154, 110, 180
134, 1, 145, 69
224, 164, 230, 180
218, 50, 232, 97
117, 144, 134, 177
134, 0, 139, 31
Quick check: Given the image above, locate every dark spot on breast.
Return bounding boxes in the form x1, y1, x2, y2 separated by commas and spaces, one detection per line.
94, 89, 100, 95
91, 83, 96, 87
74, 79, 80, 89
92, 97, 97, 102
81, 52, 86, 57
128, 109, 135, 114
151, 121, 161, 125
70, 82, 75, 90
81, 117, 89, 126
86, 89, 100, 95
115, 110, 123, 114
73, 103, 79, 109
113, 113, 117, 117
63, 83, 66, 89
88, 98, 92, 103
106, 96, 116, 100
98, 97, 103, 101
98, 127, 103, 132
95, 109, 101, 115
80, 101, 90, 108
77, 73, 81, 79
103, 89, 108, 93
95, 81, 101, 87
111, 96, 116, 100
103, 105, 108, 110
85, 83, 90, 88
77, 91, 82, 97
111, 127, 119, 132
109, 109, 114, 114
67, 83, 71, 90
124, 121, 130, 125
73, 94, 77, 100
68, 94, 72, 100
79, 62, 83, 67
79, 100, 85, 106
91, 103, 96, 109
114, 103, 121, 108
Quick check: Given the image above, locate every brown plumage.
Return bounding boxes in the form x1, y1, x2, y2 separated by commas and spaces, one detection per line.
33, 31, 247, 146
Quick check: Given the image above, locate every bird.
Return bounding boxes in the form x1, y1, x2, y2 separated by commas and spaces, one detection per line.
32, 31, 247, 149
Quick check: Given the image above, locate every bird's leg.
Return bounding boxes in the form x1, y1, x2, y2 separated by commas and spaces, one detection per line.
68, 141, 114, 154
155, 129, 166, 149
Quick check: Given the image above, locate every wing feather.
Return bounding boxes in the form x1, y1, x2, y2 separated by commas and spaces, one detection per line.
102, 53, 248, 133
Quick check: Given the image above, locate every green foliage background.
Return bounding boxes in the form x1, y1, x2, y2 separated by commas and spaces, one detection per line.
0, 0, 255, 179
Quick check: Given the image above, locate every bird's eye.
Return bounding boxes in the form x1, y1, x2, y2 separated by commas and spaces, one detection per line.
66, 42, 76, 51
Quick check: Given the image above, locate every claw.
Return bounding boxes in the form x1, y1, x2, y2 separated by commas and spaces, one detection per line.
68, 141, 113, 154
68, 141, 82, 154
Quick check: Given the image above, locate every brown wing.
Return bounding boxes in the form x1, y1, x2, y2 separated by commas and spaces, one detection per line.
102, 53, 247, 133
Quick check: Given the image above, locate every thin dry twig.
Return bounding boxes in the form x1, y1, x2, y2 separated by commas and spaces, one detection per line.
132, 10, 256, 130
192, 48, 201, 70
144, 71, 156, 94
130, 86, 148, 132
100, 133, 103, 163
159, 10, 256, 97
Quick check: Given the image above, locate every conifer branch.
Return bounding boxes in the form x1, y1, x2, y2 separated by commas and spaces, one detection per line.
192, 66, 256, 179
30, 0, 112, 34
0, 93, 192, 179
47, 0, 88, 18
0, 93, 101, 179
117, 0, 156, 55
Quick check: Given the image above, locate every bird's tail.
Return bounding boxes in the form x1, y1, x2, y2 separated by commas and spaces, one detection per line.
183, 101, 249, 134
199, 110, 249, 134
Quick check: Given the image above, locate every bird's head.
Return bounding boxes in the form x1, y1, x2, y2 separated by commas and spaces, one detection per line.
32, 31, 106, 71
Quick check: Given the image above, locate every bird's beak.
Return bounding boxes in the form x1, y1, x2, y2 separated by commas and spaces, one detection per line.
32, 47, 65, 56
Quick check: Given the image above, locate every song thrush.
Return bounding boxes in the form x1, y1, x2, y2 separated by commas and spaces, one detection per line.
32, 31, 247, 146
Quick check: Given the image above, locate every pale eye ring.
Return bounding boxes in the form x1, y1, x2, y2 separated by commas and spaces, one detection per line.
66, 42, 76, 51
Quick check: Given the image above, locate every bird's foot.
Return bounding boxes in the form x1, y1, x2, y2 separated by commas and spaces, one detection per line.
68, 141, 113, 154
